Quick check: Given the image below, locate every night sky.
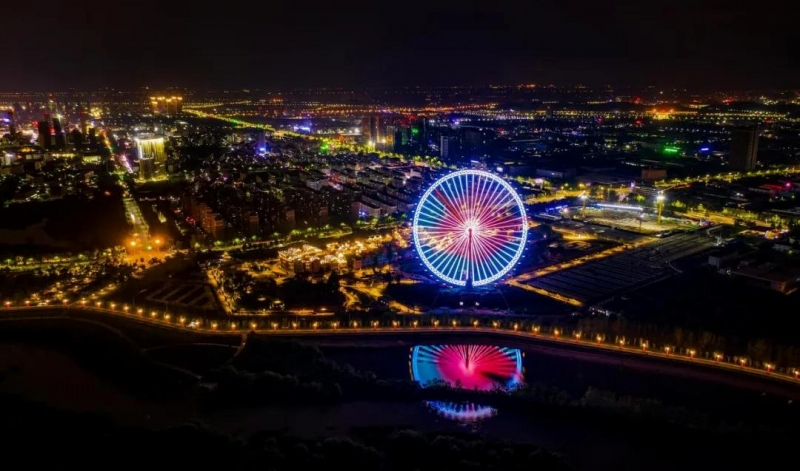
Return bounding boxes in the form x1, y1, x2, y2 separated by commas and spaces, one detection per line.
4, 0, 799, 90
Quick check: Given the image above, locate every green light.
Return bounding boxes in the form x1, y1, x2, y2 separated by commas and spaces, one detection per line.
411, 128, 420, 135
663, 147, 680, 155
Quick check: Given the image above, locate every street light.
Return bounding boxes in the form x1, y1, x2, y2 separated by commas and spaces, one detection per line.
579, 193, 588, 217
656, 192, 666, 225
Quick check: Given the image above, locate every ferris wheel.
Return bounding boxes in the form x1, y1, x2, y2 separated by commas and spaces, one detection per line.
412, 170, 528, 287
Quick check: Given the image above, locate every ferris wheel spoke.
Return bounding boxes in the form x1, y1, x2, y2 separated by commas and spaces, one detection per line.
472, 176, 499, 223
414, 170, 527, 287
471, 237, 509, 279
423, 198, 463, 229
473, 184, 510, 224
427, 236, 467, 276
476, 237, 518, 265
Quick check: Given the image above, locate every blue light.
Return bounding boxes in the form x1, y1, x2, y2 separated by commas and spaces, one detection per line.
700, 147, 710, 152
412, 170, 528, 287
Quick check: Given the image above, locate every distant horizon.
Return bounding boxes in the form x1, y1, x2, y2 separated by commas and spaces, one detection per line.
0, 83, 798, 95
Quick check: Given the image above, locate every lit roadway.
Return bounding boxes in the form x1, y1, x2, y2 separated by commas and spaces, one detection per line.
123, 197, 150, 249
655, 166, 800, 189
2, 303, 799, 389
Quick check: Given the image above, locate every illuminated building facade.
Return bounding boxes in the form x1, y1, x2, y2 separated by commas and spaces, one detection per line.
135, 136, 166, 180
136, 136, 166, 164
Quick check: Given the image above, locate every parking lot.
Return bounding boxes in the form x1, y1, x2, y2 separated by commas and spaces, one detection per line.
525, 233, 717, 304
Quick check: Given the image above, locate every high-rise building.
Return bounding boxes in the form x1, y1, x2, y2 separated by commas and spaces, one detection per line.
440, 136, 456, 159
729, 126, 759, 171
255, 129, 267, 155
52, 116, 66, 150
5, 110, 16, 139
370, 116, 381, 146
139, 157, 155, 180
37, 116, 52, 149
88, 127, 98, 147
79, 107, 89, 135
360, 116, 372, 145
360, 115, 387, 147
136, 136, 166, 166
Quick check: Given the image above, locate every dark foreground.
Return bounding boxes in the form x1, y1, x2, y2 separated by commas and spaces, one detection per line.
0, 311, 797, 470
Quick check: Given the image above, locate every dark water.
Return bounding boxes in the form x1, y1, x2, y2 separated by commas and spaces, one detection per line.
323, 344, 800, 427
210, 342, 800, 471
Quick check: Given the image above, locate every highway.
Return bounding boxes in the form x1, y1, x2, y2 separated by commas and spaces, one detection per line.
2, 303, 799, 389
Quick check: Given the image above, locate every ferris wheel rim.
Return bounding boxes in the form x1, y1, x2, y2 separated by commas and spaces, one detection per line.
412, 170, 528, 286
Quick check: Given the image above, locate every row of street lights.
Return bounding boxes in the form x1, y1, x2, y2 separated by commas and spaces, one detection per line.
4, 300, 799, 382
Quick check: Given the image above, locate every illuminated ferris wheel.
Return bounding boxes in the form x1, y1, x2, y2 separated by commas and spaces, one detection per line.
413, 170, 528, 287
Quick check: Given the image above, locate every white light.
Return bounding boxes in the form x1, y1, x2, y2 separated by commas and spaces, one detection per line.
412, 170, 528, 287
